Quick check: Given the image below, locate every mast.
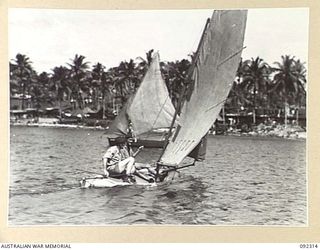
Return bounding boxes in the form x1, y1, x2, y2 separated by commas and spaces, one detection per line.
157, 17, 211, 164
157, 85, 186, 163
188, 18, 211, 76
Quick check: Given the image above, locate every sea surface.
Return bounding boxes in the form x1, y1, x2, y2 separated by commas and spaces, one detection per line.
9, 126, 306, 225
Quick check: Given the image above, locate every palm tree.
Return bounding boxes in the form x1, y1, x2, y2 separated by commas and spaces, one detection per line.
91, 62, 106, 110
37, 72, 54, 105
227, 81, 252, 112
161, 59, 191, 109
68, 54, 90, 109
227, 59, 252, 109
29, 84, 42, 110
9, 62, 20, 96
271, 55, 307, 127
102, 69, 118, 118
240, 57, 270, 124
91, 62, 116, 118
113, 59, 140, 104
51, 66, 71, 117
11, 54, 34, 109
292, 59, 307, 106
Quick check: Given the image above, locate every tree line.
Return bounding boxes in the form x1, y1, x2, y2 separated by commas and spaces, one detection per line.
9, 50, 307, 122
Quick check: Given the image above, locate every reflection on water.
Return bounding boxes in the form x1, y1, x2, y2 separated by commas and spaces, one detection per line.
9, 126, 306, 225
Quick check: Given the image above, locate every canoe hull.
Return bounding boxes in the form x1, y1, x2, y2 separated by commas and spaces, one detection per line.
79, 169, 177, 188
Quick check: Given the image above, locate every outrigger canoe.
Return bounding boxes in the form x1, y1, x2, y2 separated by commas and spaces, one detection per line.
80, 10, 247, 188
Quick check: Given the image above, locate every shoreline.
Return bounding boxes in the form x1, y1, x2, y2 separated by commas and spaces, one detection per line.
10, 122, 306, 140
222, 131, 306, 140
10, 122, 106, 131
214, 123, 307, 140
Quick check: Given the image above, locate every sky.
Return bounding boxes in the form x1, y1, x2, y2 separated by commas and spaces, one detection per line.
8, 8, 309, 73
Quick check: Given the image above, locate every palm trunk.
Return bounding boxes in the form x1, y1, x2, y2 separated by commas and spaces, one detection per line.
284, 95, 288, 129
59, 100, 62, 119
96, 89, 100, 111
21, 81, 26, 110
222, 105, 226, 126
102, 90, 106, 119
253, 85, 256, 125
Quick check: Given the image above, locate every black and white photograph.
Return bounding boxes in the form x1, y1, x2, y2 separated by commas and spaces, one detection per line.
8, 8, 308, 226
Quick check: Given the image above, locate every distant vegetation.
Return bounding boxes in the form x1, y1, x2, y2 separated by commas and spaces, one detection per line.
10, 50, 306, 123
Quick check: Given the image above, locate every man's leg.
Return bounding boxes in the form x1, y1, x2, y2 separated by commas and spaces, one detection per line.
135, 163, 151, 169
117, 157, 135, 175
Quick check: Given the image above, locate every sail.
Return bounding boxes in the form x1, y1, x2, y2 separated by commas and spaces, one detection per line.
108, 52, 175, 137
188, 135, 208, 161
128, 52, 175, 135
160, 10, 247, 166
107, 96, 134, 136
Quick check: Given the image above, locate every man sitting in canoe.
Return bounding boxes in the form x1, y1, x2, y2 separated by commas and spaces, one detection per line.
102, 139, 143, 183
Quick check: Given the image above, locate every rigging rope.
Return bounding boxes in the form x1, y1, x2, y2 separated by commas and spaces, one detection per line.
205, 97, 229, 113
144, 94, 171, 139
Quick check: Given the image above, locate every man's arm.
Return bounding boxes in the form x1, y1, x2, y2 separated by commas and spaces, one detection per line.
133, 146, 144, 157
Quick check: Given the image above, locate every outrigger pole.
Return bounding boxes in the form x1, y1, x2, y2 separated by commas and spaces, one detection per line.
155, 18, 211, 181
161, 161, 196, 174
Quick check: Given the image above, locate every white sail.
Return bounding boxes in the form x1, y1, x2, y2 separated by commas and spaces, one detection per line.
160, 10, 247, 166
108, 52, 175, 136
128, 52, 175, 135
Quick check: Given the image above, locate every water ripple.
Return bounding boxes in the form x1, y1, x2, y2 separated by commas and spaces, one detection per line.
9, 127, 306, 225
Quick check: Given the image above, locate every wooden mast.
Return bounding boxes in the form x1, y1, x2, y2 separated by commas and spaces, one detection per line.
156, 17, 211, 173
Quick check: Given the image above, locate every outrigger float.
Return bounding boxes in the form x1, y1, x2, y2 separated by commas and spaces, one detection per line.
79, 10, 248, 188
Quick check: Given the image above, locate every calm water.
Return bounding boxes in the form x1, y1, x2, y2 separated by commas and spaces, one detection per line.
9, 126, 306, 225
